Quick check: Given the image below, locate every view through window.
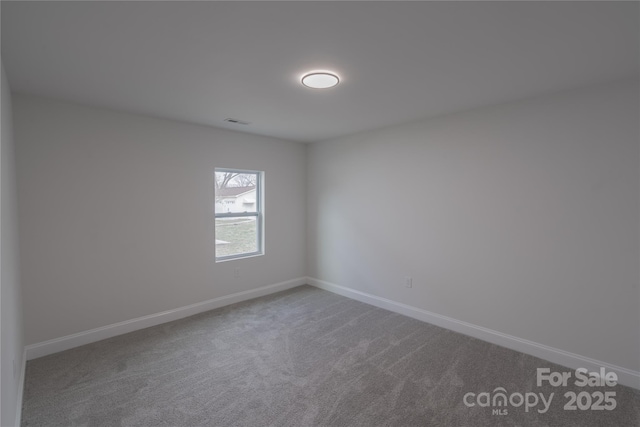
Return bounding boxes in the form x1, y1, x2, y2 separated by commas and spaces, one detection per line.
215, 169, 263, 261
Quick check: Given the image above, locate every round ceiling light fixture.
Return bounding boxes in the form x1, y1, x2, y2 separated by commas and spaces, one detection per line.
301, 71, 340, 89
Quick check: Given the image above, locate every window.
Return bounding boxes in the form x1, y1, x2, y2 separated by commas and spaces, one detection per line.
215, 168, 263, 261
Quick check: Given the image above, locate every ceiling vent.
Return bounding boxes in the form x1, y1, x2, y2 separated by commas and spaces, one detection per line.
224, 118, 251, 125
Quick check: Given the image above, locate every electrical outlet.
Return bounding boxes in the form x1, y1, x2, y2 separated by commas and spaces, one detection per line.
13, 359, 17, 379
404, 277, 413, 288
233, 268, 241, 279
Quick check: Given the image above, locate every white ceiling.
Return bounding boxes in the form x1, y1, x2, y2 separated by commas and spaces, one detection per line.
2, 1, 638, 143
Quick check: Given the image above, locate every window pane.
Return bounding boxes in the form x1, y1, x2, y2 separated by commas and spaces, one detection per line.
215, 216, 258, 258
215, 171, 258, 214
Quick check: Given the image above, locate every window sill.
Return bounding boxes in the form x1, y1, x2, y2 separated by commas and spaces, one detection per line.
215, 252, 264, 263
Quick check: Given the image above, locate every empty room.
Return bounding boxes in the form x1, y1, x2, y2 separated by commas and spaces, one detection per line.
1, 1, 639, 426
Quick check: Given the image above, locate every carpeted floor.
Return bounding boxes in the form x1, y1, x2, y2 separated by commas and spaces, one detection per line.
21, 285, 639, 426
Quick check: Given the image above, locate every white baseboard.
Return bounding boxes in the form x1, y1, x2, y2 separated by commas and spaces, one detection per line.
307, 277, 640, 390
25, 277, 307, 360
15, 348, 26, 427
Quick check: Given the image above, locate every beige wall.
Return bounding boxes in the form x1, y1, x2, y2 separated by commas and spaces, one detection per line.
14, 95, 307, 345
1, 61, 24, 427
307, 78, 640, 372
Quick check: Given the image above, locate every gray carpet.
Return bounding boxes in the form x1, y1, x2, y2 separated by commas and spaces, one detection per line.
21, 285, 639, 426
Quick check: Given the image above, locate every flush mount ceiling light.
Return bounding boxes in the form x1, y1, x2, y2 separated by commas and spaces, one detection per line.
301, 71, 340, 89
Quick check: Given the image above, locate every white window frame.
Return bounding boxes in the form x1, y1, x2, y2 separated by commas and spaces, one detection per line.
215, 168, 264, 262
